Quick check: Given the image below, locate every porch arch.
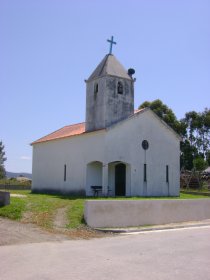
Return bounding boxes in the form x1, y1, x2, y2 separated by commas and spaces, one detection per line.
86, 161, 103, 196
108, 161, 131, 196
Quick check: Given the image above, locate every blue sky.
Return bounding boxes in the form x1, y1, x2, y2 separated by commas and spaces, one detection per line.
1, 0, 209, 173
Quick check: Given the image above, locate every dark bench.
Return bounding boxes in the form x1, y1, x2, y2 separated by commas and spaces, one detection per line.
91, 186, 112, 197
91, 186, 102, 197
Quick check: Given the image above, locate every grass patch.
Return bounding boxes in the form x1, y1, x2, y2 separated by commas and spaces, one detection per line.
0, 197, 26, 220
180, 188, 210, 194
179, 193, 209, 199
0, 190, 209, 231
25, 193, 71, 229
66, 199, 85, 229
0, 191, 85, 230
93, 193, 210, 199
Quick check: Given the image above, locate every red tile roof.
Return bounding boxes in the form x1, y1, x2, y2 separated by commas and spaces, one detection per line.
32, 109, 146, 145
134, 108, 144, 114
32, 122, 85, 145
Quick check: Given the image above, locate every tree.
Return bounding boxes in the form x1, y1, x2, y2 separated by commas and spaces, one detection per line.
138, 100, 210, 170
193, 156, 208, 172
181, 108, 210, 160
138, 99, 186, 136
206, 150, 210, 166
180, 140, 198, 171
0, 141, 7, 179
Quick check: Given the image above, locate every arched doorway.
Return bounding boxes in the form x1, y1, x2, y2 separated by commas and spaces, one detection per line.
115, 163, 126, 196
86, 161, 102, 196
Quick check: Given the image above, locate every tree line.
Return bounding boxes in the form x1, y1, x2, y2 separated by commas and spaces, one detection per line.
0, 141, 6, 179
139, 100, 210, 171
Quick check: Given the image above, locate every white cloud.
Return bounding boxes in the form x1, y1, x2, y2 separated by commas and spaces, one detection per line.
20, 156, 31, 160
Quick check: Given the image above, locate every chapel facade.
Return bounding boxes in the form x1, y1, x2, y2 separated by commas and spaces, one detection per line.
32, 48, 180, 197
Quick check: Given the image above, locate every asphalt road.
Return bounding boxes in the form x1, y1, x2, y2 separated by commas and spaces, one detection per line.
0, 226, 210, 280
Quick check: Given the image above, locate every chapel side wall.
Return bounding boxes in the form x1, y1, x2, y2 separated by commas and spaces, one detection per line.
143, 112, 180, 196
105, 110, 180, 196
32, 131, 105, 195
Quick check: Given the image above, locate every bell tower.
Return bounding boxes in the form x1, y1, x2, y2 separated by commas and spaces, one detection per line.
85, 37, 135, 132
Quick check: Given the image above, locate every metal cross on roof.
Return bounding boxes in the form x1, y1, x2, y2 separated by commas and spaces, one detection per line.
107, 36, 116, 54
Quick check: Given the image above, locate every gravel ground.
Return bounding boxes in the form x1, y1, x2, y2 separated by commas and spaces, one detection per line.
0, 217, 69, 246
0, 217, 112, 246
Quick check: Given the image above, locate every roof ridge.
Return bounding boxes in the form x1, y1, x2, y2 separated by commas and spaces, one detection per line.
98, 54, 109, 77
87, 54, 131, 82
64, 122, 85, 128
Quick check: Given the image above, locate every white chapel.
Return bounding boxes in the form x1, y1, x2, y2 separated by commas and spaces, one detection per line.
32, 40, 180, 197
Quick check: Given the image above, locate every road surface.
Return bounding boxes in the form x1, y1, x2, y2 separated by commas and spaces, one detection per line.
0, 226, 210, 280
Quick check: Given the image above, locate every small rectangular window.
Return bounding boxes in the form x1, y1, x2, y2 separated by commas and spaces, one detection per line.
117, 81, 123, 94
94, 83, 98, 93
166, 165, 169, 183
64, 164, 66, 181
144, 164, 147, 182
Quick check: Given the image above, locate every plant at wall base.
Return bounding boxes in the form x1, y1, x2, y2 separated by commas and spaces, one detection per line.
0, 141, 7, 179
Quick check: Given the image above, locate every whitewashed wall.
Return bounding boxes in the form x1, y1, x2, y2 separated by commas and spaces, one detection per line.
32, 109, 180, 196
105, 110, 180, 196
32, 130, 105, 194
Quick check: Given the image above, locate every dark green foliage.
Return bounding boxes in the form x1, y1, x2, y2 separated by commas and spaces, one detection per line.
193, 157, 208, 171
138, 100, 209, 170
180, 108, 210, 169
181, 108, 210, 159
138, 99, 185, 136
206, 151, 210, 166
180, 140, 198, 170
0, 141, 6, 179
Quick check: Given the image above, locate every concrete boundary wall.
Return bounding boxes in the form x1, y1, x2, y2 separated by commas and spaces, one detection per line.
84, 199, 210, 228
0, 191, 10, 206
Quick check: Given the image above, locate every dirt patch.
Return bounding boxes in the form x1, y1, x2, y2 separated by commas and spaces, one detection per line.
53, 207, 68, 229
10, 194, 27, 198
21, 211, 33, 223
0, 217, 69, 246
57, 226, 114, 240
0, 217, 113, 246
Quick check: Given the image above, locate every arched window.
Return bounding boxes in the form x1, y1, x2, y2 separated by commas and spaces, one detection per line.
117, 82, 123, 94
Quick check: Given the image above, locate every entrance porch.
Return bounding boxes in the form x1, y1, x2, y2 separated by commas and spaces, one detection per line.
86, 161, 131, 196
